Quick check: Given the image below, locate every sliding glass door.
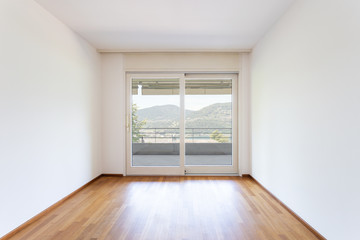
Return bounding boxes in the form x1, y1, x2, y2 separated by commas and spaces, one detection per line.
126, 74, 184, 175
126, 73, 237, 175
184, 74, 237, 174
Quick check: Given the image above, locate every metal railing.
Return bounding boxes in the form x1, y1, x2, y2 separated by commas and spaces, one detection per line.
133, 128, 232, 143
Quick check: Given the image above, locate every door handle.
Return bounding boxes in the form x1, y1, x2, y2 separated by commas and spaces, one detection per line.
126, 115, 131, 132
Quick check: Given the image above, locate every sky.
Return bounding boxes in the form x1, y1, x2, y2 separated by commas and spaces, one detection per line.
133, 95, 231, 111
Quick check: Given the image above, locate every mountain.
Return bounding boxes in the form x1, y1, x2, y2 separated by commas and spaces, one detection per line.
186, 103, 232, 128
136, 103, 231, 128
137, 105, 181, 122
137, 105, 182, 128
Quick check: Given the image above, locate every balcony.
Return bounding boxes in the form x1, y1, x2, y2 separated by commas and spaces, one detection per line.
132, 128, 232, 166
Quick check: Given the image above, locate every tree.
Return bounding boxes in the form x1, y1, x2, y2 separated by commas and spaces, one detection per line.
210, 130, 229, 143
132, 104, 147, 143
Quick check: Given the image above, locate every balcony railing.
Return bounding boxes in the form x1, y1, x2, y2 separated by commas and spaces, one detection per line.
133, 127, 232, 143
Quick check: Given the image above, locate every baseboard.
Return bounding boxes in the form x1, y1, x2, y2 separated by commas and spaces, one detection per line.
101, 174, 124, 177
247, 175, 326, 240
0, 174, 103, 240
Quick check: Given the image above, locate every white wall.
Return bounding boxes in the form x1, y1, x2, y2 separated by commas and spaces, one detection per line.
0, 0, 101, 237
101, 52, 251, 175
251, 0, 360, 239
101, 54, 126, 174
239, 53, 251, 175
123, 52, 240, 71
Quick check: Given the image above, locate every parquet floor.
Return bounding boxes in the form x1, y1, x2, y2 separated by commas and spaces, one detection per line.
7, 176, 320, 240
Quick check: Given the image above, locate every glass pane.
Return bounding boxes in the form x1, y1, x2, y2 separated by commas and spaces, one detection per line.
185, 78, 232, 165
131, 78, 180, 166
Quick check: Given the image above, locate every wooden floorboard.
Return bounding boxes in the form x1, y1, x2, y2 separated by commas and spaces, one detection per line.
6, 176, 321, 240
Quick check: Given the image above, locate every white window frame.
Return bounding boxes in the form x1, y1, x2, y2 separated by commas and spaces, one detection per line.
125, 72, 238, 176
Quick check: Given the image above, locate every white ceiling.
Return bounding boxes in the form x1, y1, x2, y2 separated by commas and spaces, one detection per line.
34, 0, 295, 51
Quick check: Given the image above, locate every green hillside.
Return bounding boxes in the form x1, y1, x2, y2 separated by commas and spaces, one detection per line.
137, 103, 231, 128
